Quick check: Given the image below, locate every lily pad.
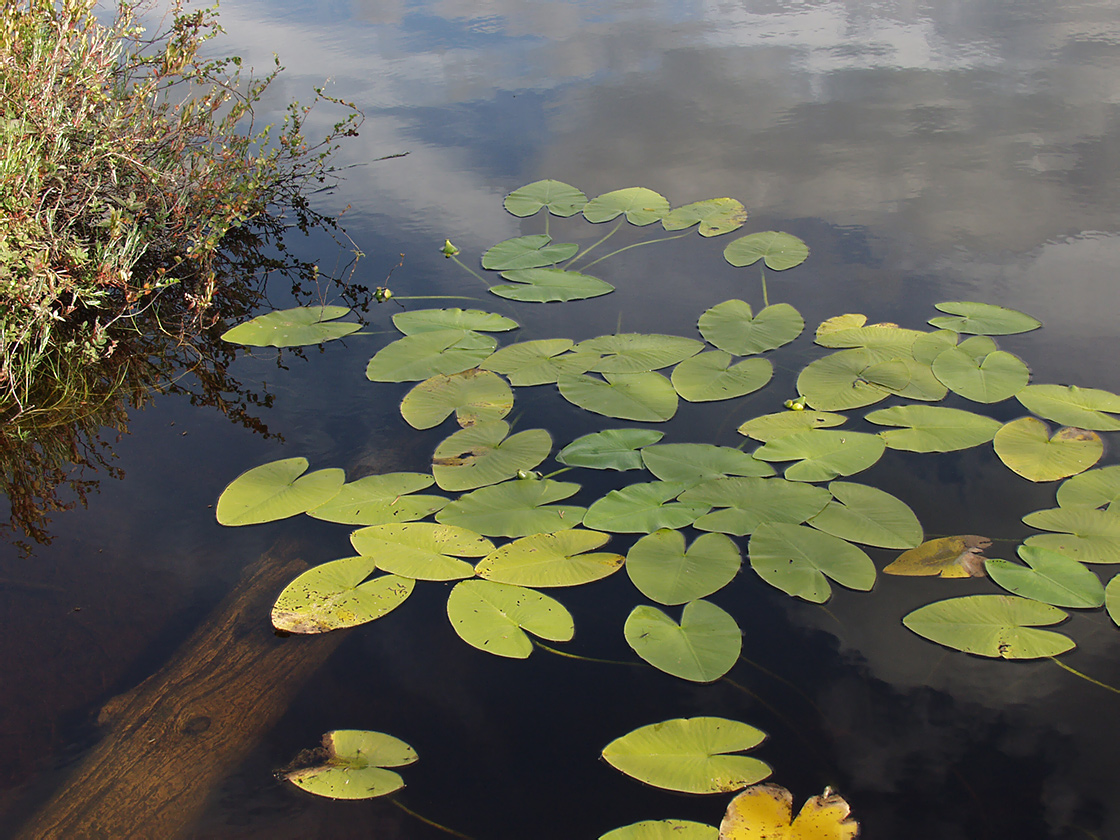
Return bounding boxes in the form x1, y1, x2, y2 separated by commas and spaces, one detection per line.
808, 481, 922, 549
641, 444, 774, 484
578, 333, 703, 374
446, 579, 574, 658
391, 308, 518, 335
271, 557, 414, 633
436, 479, 585, 537
365, 329, 497, 382
1107, 575, 1120, 627
698, 300, 804, 355
736, 411, 847, 442
584, 481, 710, 533
556, 428, 665, 471
1015, 384, 1120, 432
624, 600, 742, 682
748, 523, 876, 603
864, 405, 1002, 453
283, 730, 417, 799
476, 529, 623, 587
752, 430, 886, 482
600, 820, 718, 840
216, 458, 344, 526
796, 349, 891, 411
671, 352, 772, 403
431, 420, 552, 492
928, 301, 1041, 335
1056, 465, 1120, 512
601, 717, 770, 794
221, 305, 360, 348
986, 545, 1105, 608
902, 594, 1074, 659
626, 530, 742, 605
481, 235, 579, 270
557, 371, 678, 422
491, 268, 615, 303
480, 339, 600, 386
400, 369, 513, 430
504, 179, 587, 217
583, 187, 671, 226
680, 476, 830, 537
883, 535, 992, 578
1022, 507, 1120, 564
719, 784, 859, 840
661, 198, 747, 237
931, 345, 1030, 403
911, 329, 960, 364
993, 417, 1102, 482
350, 522, 493, 581
814, 317, 924, 361
723, 231, 809, 270
868, 356, 948, 402
307, 473, 447, 526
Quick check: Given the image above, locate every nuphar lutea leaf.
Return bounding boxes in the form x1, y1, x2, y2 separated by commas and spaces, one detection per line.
556, 428, 664, 471
600, 820, 718, 840
480, 339, 600, 386
883, 535, 991, 578
580, 333, 703, 374
1015, 384, 1120, 432
392, 307, 518, 335
1021, 506, 1120, 564
807, 481, 922, 549
491, 268, 615, 303
724, 231, 809, 270
216, 458, 344, 526
475, 529, 625, 587
272, 557, 414, 634
698, 300, 804, 355
985, 545, 1105, 609
661, 197, 747, 237
557, 372, 679, 422
864, 404, 1002, 452
431, 420, 552, 492
584, 481, 711, 533
931, 344, 1030, 403
748, 523, 876, 603
902, 594, 1074, 659
641, 443, 774, 484
366, 329, 497, 382
221, 305, 360, 347
504, 179, 587, 217
283, 730, 417, 800
680, 476, 830, 537
624, 600, 742, 682
1056, 465, 1120, 512
351, 522, 494, 581
671, 352, 773, 403
446, 579, 574, 658
583, 187, 671, 226
752, 430, 886, 482
718, 783, 859, 840
481, 234, 579, 270
626, 529, 741, 605
928, 301, 1041, 335
737, 411, 847, 442
993, 417, 1102, 482
436, 479, 585, 537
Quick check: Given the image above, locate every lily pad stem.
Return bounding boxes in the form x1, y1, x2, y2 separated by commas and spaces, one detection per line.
449, 255, 489, 286
1050, 657, 1120, 695
391, 295, 483, 301
391, 798, 475, 840
760, 265, 769, 308
539, 466, 575, 480
533, 640, 638, 667
579, 232, 690, 272
567, 219, 624, 269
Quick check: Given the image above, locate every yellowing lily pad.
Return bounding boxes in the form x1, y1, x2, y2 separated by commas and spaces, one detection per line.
993, 417, 1102, 482
661, 198, 747, 237
282, 730, 417, 799
271, 557, 414, 634
883, 535, 992, 578
718, 783, 859, 840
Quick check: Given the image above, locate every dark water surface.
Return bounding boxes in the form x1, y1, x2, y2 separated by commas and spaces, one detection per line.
4, 1, 1120, 837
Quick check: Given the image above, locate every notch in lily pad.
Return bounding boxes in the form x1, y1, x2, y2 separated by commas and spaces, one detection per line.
216, 457, 344, 526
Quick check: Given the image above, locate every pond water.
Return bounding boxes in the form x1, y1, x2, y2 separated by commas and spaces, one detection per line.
4, 0, 1120, 837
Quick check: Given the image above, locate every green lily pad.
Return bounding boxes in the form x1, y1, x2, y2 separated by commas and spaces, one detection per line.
480, 339, 600, 386
1015, 384, 1120, 431
911, 329, 960, 364
365, 329, 497, 382
350, 522, 493, 581
600, 820, 718, 840
391, 308, 518, 335
481, 234, 579, 270
993, 418, 1103, 482
641, 444, 774, 484
680, 476, 831, 537
986, 545, 1105, 608
307, 473, 447, 526
1056, 465, 1120, 512
748, 523, 876, 603
883, 535, 992, 578
928, 301, 1041, 335
808, 481, 922, 549
814, 317, 924, 361
697, 300, 804, 355
796, 349, 891, 411
491, 268, 615, 303
431, 420, 552, 492
221, 305, 361, 347
557, 372, 678, 422
475, 529, 624, 587
601, 717, 770, 794
503, 179, 587, 217
584, 481, 710, 533
869, 356, 948, 402
556, 428, 664, 471
1022, 507, 1120, 564
752, 430, 886, 482
577, 333, 702, 374
736, 411, 847, 442
864, 405, 1002, 452
931, 345, 1030, 403
435, 479, 585, 537
661, 198, 747, 237
626, 530, 741, 605
216, 458, 345, 526
624, 600, 742, 682
723, 231, 809, 270
446, 579, 574, 658
271, 557, 414, 633
400, 369, 513, 430
1106, 575, 1120, 627
671, 352, 772, 402
583, 187, 671, 226
283, 730, 417, 799
902, 595, 1074, 659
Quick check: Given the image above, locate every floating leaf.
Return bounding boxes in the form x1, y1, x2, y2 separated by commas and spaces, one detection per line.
283, 730, 417, 800
672, 352, 772, 402
601, 820, 718, 840
993, 418, 1102, 482
662, 198, 747, 237
1015, 384, 1120, 432
752, 430, 885, 482
723, 231, 809, 270
583, 187, 671, 226
577, 333, 703, 374
868, 356, 947, 402
446, 579, 574, 658
902, 595, 1074, 659
436, 479, 584, 537
928, 301, 1041, 335
681, 476, 830, 537
1056, 465, 1120, 512
365, 329, 497, 382
1022, 507, 1120, 564
911, 329, 960, 364
748, 523, 876, 603
883, 535, 991, 578
627, 530, 742, 605
796, 349, 891, 411
986, 546, 1105, 608
624, 600, 742, 682
504, 179, 587, 217
808, 481, 922, 549
271, 557, 414, 633
481, 234, 579, 270
351, 522, 493, 581
698, 300, 804, 355
602, 717, 770, 794
814, 317, 923, 361
641, 444, 774, 484
491, 268, 615, 303
480, 339, 600, 386
584, 481, 710, 533
719, 784, 859, 840
558, 372, 678, 422
307, 473, 447, 526
556, 428, 665, 471
476, 529, 623, 587
864, 405, 1001, 452
399, 369, 513, 430
931, 345, 1029, 403
216, 458, 344, 526
391, 308, 518, 335
431, 420, 552, 492
221, 305, 360, 347
737, 411, 847, 442
1107, 575, 1120, 627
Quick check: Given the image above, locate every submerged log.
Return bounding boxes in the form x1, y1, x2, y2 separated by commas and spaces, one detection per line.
16, 541, 346, 839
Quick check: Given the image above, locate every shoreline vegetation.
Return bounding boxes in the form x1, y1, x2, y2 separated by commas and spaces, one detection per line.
0, 0, 365, 549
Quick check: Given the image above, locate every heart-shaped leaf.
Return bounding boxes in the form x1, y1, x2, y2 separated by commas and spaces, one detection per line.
221, 305, 360, 347
626, 530, 742, 605
583, 187, 671, 225
681, 477, 830, 537
431, 420, 552, 492
902, 594, 1074, 659
436, 479, 584, 537
928, 301, 1041, 335
475, 529, 624, 587
931, 345, 1030, 403
864, 405, 1001, 452
1056, 465, 1120, 512
216, 458, 344, 526
481, 339, 600, 386
365, 329, 497, 382
641, 444, 774, 484
503, 179, 587, 217
993, 417, 1102, 482
271, 557, 414, 633
672, 352, 772, 402
307, 473, 447, 526
796, 349, 891, 411
1015, 384, 1120, 431
558, 372, 679, 422
446, 579, 574, 658
752, 430, 885, 482
350, 522, 494, 581
584, 481, 710, 533
737, 411, 847, 442
1106, 575, 1120, 627
1022, 507, 1120, 564
723, 231, 809, 270
808, 481, 922, 549
601, 820, 718, 840
556, 428, 664, 471
282, 730, 417, 799
986, 545, 1105, 608
392, 308, 518, 335
400, 369, 513, 430
661, 198, 747, 237
748, 523, 876, 603
718, 784, 859, 840
698, 300, 804, 355
579, 333, 704, 374
624, 600, 742, 682
491, 268, 615, 303
481, 234, 579, 270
